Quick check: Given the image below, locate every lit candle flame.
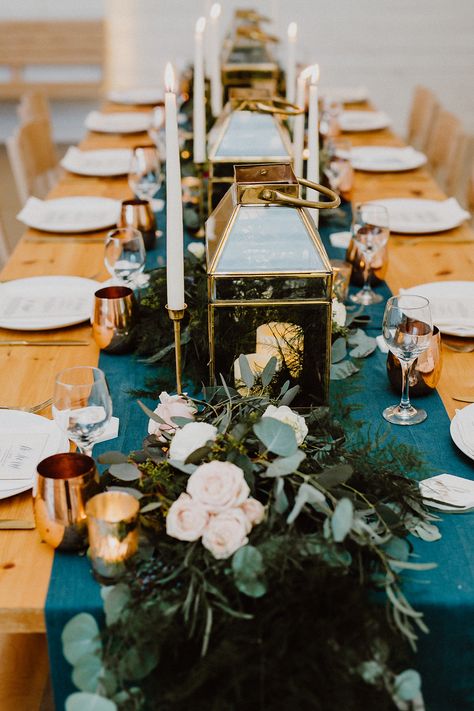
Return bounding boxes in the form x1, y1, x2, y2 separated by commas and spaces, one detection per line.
196, 16, 206, 34
310, 64, 320, 85
165, 62, 175, 93
210, 3, 221, 19
288, 21, 297, 39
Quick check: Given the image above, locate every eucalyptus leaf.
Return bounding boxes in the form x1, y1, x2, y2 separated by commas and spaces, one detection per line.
279, 384, 300, 406
287, 483, 326, 525
279, 380, 290, 396
185, 445, 212, 464
274, 477, 289, 514
383, 537, 410, 562
330, 360, 360, 380
264, 450, 306, 477
261, 356, 277, 387
97, 451, 128, 465
238, 354, 255, 389
253, 417, 298, 457
170, 416, 195, 427
66, 693, 117, 711
317, 464, 353, 489
331, 337, 347, 364
232, 546, 267, 599
235, 578, 267, 598
393, 669, 422, 701
349, 333, 377, 358
119, 646, 159, 681
137, 400, 166, 423
410, 520, 442, 542
109, 463, 141, 482
72, 654, 103, 693
140, 501, 162, 514
62, 613, 101, 666
345, 306, 365, 327
168, 459, 197, 475
331, 498, 353, 542
104, 583, 131, 627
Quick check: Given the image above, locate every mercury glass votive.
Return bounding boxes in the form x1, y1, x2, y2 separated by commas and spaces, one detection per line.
86, 491, 140, 583
330, 259, 353, 302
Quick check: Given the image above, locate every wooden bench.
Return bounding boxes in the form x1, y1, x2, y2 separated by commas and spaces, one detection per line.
0, 20, 104, 100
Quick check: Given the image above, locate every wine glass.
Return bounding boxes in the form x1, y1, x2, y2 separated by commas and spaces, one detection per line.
128, 146, 163, 203
350, 203, 389, 305
53, 367, 113, 457
104, 227, 146, 285
324, 137, 353, 198
147, 106, 165, 151
382, 294, 433, 425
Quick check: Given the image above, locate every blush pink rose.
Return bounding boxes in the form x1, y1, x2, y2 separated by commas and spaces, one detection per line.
241, 497, 265, 529
202, 508, 249, 559
187, 461, 250, 513
166, 493, 209, 541
148, 392, 196, 440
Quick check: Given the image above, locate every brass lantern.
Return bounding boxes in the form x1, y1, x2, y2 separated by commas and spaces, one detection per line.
222, 10, 280, 101
207, 89, 301, 210
206, 163, 340, 407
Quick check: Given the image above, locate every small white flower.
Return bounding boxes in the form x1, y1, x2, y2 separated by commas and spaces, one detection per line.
187, 242, 206, 259
332, 298, 347, 328
148, 391, 196, 440
262, 404, 308, 445
202, 508, 249, 559
166, 493, 209, 541
168, 422, 218, 462
187, 461, 250, 513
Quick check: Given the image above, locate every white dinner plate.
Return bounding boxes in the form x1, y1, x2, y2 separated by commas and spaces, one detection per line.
402, 281, 474, 337
339, 110, 391, 132
350, 146, 427, 172
108, 87, 164, 105
0, 411, 69, 499
61, 148, 132, 177
321, 86, 369, 104
450, 409, 474, 462
0, 275, 100, 331
369, 198, 470, 235
17, 196, 121, 233
85, 111, 151, 134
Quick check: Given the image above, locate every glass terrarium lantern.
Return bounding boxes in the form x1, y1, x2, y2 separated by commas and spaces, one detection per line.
222, 10, 280, 101
206, 163, 340, 407
207, 89, 300, 210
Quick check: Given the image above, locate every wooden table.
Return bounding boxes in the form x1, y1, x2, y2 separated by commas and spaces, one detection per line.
0, 104, 472, 708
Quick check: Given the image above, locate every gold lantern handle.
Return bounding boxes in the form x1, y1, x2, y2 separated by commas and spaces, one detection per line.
236, 97, 303, 116
236, 25, 279, 43
259, 178, 341, 209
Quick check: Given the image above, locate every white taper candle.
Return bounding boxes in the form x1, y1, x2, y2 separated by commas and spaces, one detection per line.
306, 64, 320, 223
193, 17, 207, 164
209, 3, 223, 118
286, 22, 297, 105
165, 63, 185, 311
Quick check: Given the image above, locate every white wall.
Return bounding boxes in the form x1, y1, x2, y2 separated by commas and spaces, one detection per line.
0, 0, 473, 141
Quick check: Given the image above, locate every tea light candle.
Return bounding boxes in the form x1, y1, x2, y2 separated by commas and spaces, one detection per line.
306, 64, 320, 221
193, 17, 207, 164
256, 322, 303, 377
286, 22, 297, 105
165, 62, 185, 311
209, 3, 223, 118
86, 491, 140, 583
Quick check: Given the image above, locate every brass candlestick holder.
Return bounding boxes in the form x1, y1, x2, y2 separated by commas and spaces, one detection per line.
166, 304, 188, 394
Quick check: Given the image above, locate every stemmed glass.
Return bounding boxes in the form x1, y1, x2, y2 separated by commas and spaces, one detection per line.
104, 227, 146, 285
382, 294, 433, 425
53, 366, 113, 457
350, 203, 389, 305
147, 106, 165, 151
128, 145, 163, 204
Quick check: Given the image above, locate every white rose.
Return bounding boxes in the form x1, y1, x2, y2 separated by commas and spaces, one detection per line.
168, 422, 218, 462
262, 404, 308, 445
187, 461, 250, 513
202, 508, 249, 559
148, 391, 196, 440
166, 493, 209, 541
332, 298, 347, 328
187, 242, 206, 259
241, 498, 265, 529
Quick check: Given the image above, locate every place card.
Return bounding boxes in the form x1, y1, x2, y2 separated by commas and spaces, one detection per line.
420, 473, 474, 512
0, 432, 50, 480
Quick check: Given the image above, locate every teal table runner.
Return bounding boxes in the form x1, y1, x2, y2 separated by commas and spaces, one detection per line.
45, 202, 474, 711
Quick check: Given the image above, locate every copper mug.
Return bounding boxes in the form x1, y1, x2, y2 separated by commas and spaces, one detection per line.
386, 326, 442, 396
34, 453, 100, 551
92, 285, 137, 354
346, 239, 388, 287
118, 198, 157, 251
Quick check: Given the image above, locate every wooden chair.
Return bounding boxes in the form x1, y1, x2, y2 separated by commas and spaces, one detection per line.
406, 85, 439, 151
0, 214, 10, 268
17, 90, 51, 124
425, 109, 462, 193
6, 119, 59, 205
445, 131, 474, 208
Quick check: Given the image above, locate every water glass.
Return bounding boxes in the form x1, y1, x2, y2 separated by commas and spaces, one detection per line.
382, 294, 433, 425
129, 145, 162, 203
104, 227, 146, 285
350, 204, 390, 305
324, 137, 353, 199
53, 366, 113, 456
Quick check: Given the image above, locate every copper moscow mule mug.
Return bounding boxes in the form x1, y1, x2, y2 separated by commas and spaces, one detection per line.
118, 198, 157, 251
92, 285, 137, 354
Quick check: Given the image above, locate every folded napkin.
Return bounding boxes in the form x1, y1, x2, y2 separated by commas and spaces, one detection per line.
385, 198, 470, 233
454, 405, 474, 458
340, 111, 390, 131
95, 416, 120, 444
376, 335, 389, 353
85, 111, 151, 133
400, 287, 474, 330
17, 196, 121, 232
61, 147, 132, 176
351, 146, 423, 168
329, 231, 352, 248
321, 86, 369, 104
420, 473, 474, 512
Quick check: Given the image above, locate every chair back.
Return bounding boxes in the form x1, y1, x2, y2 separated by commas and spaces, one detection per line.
17, 91, 51, 124
6, 118, 59, 204
407, 85, 439, 151
425, 109, 462, 192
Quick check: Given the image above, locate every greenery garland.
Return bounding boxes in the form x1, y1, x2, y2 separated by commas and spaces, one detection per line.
62, 359, 439, 711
